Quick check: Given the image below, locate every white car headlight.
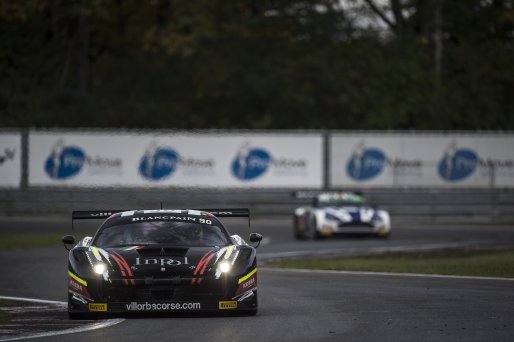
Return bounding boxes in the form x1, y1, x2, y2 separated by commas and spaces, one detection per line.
218, 261, 231, 273
93, 263, 106, 274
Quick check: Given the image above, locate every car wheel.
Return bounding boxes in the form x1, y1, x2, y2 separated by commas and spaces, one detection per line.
293, 215, 302, 240
304, 215, 318, 239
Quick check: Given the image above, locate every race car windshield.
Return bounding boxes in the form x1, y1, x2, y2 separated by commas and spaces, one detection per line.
317, 200, 366, 207
93, 221, 230, 248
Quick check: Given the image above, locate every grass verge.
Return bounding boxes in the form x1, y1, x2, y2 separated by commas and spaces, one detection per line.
267, 248, 514, 279
0, 233, 85, 250
0, 300, 18, 325
0, 310, 9, 325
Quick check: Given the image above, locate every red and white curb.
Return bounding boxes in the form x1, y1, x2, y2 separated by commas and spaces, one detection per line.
0, 295, 124, 342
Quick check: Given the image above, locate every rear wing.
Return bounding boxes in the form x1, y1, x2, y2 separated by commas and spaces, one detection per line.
71, 208, 250, 229
293, 190, 364, 199
198, 208, 250, 226
72, 210, 127, 230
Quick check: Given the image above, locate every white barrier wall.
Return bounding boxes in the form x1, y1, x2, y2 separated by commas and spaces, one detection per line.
330, 133, 514, 188
29, 132, 323, 188
0, 133, 21, 187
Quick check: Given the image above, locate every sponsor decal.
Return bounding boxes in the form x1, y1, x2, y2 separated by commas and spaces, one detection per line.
45, 140, 85, 179
219, 301, 238, 310
139, 143, 179, 180
346, 142, 422, 181
131, 216, 200, 222
139, 142, 214, 181
231, 142, 307, 181
234, 272, 257, 297
68, 271, 87, 286
438, 142, 478, 181
89, 303, 107, 312
438, 142, 514, 182
0, 148, 15, 165
126, 302, 201, 311
44, 139, 122, 180
68, 276, 91, 299
135, 257, 189, 266
347, 142, 386, 181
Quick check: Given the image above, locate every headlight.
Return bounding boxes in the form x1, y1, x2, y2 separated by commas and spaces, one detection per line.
93, 263, 106, 274
218, 261, 231, 273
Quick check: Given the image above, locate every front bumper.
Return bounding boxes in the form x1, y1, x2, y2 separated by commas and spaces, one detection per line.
68, 271, 258, 314
318, 222, 390, 235
69, 290, 257, 314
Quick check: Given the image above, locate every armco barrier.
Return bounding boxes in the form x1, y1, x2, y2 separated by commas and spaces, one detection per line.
0, 188, 513, 223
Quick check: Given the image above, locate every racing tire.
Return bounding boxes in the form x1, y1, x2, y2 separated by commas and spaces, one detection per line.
305, 215, 320, 240
293, 215, 303, 240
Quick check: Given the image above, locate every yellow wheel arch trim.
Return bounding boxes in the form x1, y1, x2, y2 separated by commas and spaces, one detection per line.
68, 270, 88, 287
238, 268, 257, 284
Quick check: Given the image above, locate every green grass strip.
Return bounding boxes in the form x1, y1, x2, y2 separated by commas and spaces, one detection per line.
0, 233, 85, 250
0, 310, 10, 325
268, 249, 514, 279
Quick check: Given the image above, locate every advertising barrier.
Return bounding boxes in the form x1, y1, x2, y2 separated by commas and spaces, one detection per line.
29, 132, 323, 188
330, 133, 514, 188
0, 132, 21, 187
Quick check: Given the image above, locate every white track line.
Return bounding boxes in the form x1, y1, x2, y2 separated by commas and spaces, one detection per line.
0, 296, 66, 306
262, 267, 514, 282
0, 295, 124, 342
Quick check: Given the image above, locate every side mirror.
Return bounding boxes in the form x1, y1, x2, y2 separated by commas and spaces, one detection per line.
249, 233, 263, 248
62, 235, 75, 251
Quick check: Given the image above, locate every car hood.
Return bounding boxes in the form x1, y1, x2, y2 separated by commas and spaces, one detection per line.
322, 206, 377, 223
89, 245, 235, 278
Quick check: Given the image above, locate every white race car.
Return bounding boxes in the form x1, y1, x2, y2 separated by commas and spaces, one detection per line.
293, 192, 391, 239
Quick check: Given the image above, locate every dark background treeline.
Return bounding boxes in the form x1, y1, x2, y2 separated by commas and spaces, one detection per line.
1, 0, 513, 130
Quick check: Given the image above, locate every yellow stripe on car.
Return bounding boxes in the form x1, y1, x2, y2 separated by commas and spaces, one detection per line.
68, 271, 87, 286
224, 245, 234, 259
91, 247, 102, 261
238, 268, 257, 284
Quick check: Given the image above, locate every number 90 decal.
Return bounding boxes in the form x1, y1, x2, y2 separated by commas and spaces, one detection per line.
199, 218, 212, 225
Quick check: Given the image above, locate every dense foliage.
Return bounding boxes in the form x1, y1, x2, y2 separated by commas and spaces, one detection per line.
1, 0, 513, 129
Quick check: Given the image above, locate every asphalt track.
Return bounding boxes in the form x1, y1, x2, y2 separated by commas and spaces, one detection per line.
1, 217, 514, 341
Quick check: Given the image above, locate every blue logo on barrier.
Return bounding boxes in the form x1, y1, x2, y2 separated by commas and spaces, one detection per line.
139, 144, 179, 181
232, 144, 271, 181
438, 143, 478, 181
45, 141, 85, 179
347, 144, 386, 181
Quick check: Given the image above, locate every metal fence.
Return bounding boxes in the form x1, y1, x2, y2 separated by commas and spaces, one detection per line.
1, 187, 513, 223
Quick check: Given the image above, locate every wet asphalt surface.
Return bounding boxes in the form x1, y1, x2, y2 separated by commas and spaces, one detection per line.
1, 217, 514, 341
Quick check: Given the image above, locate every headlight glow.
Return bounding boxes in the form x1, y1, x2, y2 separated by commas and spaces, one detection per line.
218, 261, 231, 273
93, 263, 106, 274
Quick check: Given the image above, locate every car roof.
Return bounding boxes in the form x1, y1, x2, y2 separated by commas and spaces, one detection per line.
317, 192, 365, 203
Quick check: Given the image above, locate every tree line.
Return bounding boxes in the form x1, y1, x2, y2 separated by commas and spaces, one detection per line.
1, 0, 513, 130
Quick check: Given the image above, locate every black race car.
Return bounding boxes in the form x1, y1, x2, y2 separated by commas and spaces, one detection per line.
62, 209, 262, 318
